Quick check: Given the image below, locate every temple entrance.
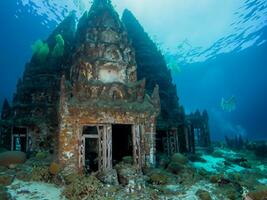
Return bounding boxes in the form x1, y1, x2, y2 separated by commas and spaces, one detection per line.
12, 127, 27, 152
194, 128, 201, 146
112, 124, 133, 165
82, 126, 99, 173
156, 130, 166, 154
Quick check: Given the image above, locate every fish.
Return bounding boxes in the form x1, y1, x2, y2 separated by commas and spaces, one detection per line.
221, 96, 236, 112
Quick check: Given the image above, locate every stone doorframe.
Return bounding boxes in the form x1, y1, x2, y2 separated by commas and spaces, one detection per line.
79, 124, 144, 173
11, 126, 29, 152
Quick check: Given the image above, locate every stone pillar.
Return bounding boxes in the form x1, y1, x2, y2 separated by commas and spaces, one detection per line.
144, 120, 156, 167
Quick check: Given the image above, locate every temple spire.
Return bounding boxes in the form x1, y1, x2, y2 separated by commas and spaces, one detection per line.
92, 0, 111, 6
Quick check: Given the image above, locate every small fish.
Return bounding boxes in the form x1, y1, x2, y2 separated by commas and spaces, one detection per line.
221, 96, 236, 112
168, 63, 182, 74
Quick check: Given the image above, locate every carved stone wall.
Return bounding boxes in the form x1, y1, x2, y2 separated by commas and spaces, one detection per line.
56, 0, 159, 172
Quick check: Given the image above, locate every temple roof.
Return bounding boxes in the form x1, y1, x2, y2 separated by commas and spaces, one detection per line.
92, 0, 111, 7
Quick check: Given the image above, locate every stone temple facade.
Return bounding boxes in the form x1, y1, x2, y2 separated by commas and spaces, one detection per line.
57, 0, 161, 172
0, 0, 160, 173
0, 0, 210, 173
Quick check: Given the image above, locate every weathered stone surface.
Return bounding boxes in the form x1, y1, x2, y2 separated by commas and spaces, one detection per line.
247, 188, 267, 200
0, 0, 210, 175
57, 0, 159, 172
97, 169, 119, 185
196, 189, 212, 200
115, 163, 140, 186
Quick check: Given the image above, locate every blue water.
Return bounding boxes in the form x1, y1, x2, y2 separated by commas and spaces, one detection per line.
0, 0, 266, 141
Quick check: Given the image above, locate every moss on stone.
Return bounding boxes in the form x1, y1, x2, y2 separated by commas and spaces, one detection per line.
248, 187, 267, 200
52, 34, 65, 57
31, 40, 49, 62
170, 153, 188, 165
196, 189, 212, 200
35, 152, 48, 160
148, 169, 171, 185
31, 166, 51, 182
62, 174, 103, 200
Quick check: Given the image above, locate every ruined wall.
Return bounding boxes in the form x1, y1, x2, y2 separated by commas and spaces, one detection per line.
2, 14, 77, 152
122, 10, 185, 130
187, 110, 211, 148
56, 1, 160, 172
57, 69, 160, 171
71, 2, 137, 85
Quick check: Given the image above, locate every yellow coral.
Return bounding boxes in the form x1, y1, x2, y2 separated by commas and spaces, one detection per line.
49, 162, 60, 175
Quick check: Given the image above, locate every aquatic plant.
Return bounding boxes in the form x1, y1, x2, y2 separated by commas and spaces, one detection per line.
170, 153, 188, 165
210, 175, 220, 184
62, 174, 103, 200
158, 154, 170, 169
49, 162, 60, 175
166, 153, 189, 174
195, 189, 212, 200
31, 40, 50, 62
167, 161, 185, 174
148, 169, 171, 185
35, 151, 48, 160
247, 187, 267, 200
122, 156, 133, 165
31, 166, 51, 182
52, 34, 65, 57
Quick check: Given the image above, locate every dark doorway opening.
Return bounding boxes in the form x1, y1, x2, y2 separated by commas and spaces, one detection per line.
12, 127, 27, 152
156, 130, 166, 154
83, 126, 98, 173
155, 130, 167, 166
178, 127, 187, 153
194, 128, 201, 146
112, 124, 132, 165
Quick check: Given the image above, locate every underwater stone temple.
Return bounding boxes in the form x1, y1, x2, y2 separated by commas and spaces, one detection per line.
0, 0, 210, 173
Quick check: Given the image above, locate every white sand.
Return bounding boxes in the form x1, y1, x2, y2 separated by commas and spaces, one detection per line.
258, 178, 267, 185
192, 154, 246, 173
256, 164, 267, 172
160, 181, 221, 200
7, 179, 65, 200
214, 148, 239, 159
192, 155, 225, 172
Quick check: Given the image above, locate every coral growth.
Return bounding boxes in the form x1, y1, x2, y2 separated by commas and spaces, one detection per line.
49, 162, 60, 175
35, 152, 48, 160
31, 166, 51, 182
247, 187, 267, 200
196, 189, 212, 200
62, 174, 103, 200
166, 153, 188, 174
31, 40, 49, 62
52, 34, 65, 57
148, 169, 171, 185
